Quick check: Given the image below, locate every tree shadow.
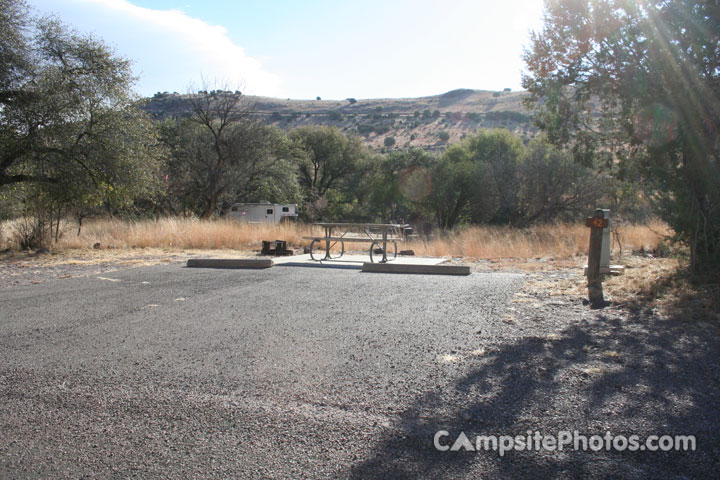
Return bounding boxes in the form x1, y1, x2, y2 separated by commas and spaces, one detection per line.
348, 309, 720, 479
618, 264, 719, 322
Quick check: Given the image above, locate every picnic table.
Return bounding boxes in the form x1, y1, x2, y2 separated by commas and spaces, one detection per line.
304, 223, 409, 263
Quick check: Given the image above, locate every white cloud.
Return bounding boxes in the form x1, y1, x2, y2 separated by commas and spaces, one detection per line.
80, 0, 283, 96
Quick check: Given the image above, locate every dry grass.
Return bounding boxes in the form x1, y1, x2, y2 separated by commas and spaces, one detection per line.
603, 256, 720, 320
2, 216, 714, 320
406, 221, 669, 261
50, 218, 318, 251
519, 252, 718, 321
1, 217, 668, 260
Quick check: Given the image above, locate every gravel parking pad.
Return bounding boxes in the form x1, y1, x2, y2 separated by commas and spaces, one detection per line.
0, 264, 718, 478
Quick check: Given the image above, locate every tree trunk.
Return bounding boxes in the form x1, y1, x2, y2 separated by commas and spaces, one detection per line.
200, 195, 217, 219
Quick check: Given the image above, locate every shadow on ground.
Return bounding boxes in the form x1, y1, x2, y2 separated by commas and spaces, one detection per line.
348, 307, 720, 479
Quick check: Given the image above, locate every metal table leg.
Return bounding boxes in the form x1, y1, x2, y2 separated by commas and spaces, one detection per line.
381, 229, 388, 263
324, 226, 331, 260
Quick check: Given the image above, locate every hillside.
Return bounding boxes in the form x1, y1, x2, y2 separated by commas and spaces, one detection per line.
143, 88, 539, 150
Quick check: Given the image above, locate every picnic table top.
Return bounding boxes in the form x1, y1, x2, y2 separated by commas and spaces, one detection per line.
312, 222, 409, 228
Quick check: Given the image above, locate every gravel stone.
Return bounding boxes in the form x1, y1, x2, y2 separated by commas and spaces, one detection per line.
0, 263, 717, 478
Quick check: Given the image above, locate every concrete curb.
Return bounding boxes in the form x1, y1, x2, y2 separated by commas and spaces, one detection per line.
583, 264, 625, 276
186, 258, 274, 269
361, 262, 471, 275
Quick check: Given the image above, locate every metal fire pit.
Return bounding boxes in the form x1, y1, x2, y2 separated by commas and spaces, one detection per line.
261, 240, 294, 256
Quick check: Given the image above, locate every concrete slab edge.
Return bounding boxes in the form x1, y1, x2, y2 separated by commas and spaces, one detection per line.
583, 264, 625, 276
361, 263, 471, 275
187, 258, 274, 269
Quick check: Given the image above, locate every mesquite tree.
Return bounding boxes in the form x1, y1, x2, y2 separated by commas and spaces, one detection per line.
523, 0, 720, 271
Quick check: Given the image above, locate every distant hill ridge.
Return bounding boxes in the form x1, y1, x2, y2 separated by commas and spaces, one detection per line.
143, 88, 538, 150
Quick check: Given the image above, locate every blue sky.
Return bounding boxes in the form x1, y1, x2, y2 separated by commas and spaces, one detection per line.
27, 0, 546, 100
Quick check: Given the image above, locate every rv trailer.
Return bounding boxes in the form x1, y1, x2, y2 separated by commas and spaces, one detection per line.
225, 203, 298, 224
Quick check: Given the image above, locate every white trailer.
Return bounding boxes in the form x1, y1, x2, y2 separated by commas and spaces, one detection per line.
225, 203, 298, 224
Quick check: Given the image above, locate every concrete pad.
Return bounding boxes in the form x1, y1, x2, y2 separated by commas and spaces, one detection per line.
583, 264, 625, 275
362, 263, 471, 275
273, 253, 447, 269
186, 258, 274, 269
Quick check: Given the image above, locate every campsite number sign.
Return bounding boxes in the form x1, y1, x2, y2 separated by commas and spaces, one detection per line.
585, 217, 609, 229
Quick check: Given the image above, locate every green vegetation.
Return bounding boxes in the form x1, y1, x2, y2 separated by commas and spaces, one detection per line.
159, 89, 297, 218
356, 124, 374, 136
485, 111, 531, 123
327, 110, 342, 121
289, 126, 368, 220
524, 0, 719, 272
0, 0, 164, 246
1, 0, 716, 282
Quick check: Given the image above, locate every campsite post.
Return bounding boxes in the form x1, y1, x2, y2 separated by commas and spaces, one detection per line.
586, 209, 607, 308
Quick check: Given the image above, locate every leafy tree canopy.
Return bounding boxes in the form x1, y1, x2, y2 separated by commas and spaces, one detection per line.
289, 126, 371, 221
0, 0, 164, 213
523, 0, 720, 270
290, 126, 368, 198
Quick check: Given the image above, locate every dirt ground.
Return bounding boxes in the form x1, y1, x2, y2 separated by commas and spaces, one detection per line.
0, 248, 250, 289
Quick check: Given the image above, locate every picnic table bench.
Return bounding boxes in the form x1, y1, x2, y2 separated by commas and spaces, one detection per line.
303, 223, 409, 263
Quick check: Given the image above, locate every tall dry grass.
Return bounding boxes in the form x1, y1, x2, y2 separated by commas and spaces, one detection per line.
1, 217, 669, 260
405, 221, 669, 260
51, 218, 318, 250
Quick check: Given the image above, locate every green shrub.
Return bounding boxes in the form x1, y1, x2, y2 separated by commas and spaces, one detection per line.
485, 111, 531, 123
357, 124, 374, 136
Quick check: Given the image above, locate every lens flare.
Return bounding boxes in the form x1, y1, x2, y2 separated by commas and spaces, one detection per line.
633, 103, 678, 148
398, 165, 431, 201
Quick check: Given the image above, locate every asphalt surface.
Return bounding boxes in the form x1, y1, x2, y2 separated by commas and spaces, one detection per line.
0, 264, 522, 478
1, 263, 718, 478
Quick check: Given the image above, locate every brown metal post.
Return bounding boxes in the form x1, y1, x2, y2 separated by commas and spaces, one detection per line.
586, 209, 606, 308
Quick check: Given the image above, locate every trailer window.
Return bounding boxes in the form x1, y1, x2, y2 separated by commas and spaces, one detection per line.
267, 209, 273, 214
282, 207, 289, 212
231, 206, 238, 212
